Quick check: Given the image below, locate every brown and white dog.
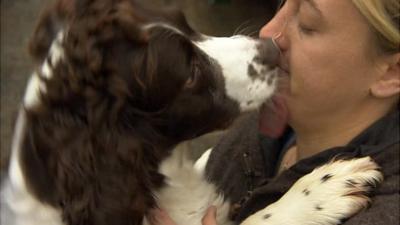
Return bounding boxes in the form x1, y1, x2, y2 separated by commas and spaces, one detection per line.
1, 0, 383, 225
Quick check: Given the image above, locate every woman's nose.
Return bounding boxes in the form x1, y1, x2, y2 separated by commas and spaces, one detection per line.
259, 2, 289, 38
259, 3, 291, 51
260, 25, 288, 55
259, 20, 281, 38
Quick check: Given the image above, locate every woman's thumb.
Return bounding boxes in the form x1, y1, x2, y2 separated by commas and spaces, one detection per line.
202, 206, 218, 225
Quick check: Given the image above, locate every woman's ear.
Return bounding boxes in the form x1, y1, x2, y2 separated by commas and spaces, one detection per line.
370, 53, 400, 98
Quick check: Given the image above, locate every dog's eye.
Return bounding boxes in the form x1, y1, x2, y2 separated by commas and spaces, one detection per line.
185, 60, 201, 89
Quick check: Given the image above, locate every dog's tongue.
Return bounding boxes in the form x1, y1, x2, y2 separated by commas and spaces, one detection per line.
259, 96, 288, 138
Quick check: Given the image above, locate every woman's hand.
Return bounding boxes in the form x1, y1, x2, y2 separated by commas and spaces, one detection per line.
148, 206, 218, 225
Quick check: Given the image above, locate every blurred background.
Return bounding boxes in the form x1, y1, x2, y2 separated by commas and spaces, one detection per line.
0, 0, 278, 172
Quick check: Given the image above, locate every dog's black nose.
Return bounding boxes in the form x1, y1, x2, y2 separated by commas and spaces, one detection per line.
256, 38, 280, 66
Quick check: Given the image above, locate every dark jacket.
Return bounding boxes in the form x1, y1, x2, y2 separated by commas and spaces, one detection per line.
205, 109, 399, 225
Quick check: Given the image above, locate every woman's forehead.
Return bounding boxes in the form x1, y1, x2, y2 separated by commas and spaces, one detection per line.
294, 0, 367, 24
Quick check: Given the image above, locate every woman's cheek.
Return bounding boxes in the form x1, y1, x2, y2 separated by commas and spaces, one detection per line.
288, 67, 307, 97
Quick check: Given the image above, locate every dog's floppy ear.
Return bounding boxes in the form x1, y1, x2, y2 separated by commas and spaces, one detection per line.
28, 0, 75, 62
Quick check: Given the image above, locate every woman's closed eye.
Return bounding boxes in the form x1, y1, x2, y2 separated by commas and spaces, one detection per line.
297, 22, 316, 35
295, 1, 323, 36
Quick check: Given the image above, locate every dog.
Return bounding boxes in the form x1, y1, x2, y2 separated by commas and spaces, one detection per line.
0, 0, 383, 225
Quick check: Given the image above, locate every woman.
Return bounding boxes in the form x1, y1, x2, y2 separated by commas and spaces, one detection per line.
154, 0, 399, 224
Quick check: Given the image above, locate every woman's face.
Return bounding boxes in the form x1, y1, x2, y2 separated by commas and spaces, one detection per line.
259, 0, 386, 131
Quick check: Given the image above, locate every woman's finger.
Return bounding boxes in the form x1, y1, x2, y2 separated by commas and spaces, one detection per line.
202, 206, 218, 225
148, 208, 178, 225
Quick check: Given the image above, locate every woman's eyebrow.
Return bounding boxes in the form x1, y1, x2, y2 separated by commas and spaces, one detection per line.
304, 0, 323, 17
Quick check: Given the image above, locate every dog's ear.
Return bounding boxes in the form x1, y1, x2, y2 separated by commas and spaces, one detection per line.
28, 0, 75, 62
107, 0, 150, 43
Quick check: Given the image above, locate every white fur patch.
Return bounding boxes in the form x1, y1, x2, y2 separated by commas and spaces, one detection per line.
142, 22, 185, 36
152, 147, 233, 225
194, 148, 212, 174
24, 31, 65, 109
195, 36, 277, 111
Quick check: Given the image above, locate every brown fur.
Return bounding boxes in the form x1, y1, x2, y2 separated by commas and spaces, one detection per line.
21, 0, 239, 224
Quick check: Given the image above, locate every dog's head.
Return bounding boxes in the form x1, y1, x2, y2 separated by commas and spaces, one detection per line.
27, 0, 279, 142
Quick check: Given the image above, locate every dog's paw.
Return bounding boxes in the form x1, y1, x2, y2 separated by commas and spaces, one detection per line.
240, 156, 383, 225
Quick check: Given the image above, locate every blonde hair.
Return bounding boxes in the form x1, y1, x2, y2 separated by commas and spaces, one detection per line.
352, 0, 400, 53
